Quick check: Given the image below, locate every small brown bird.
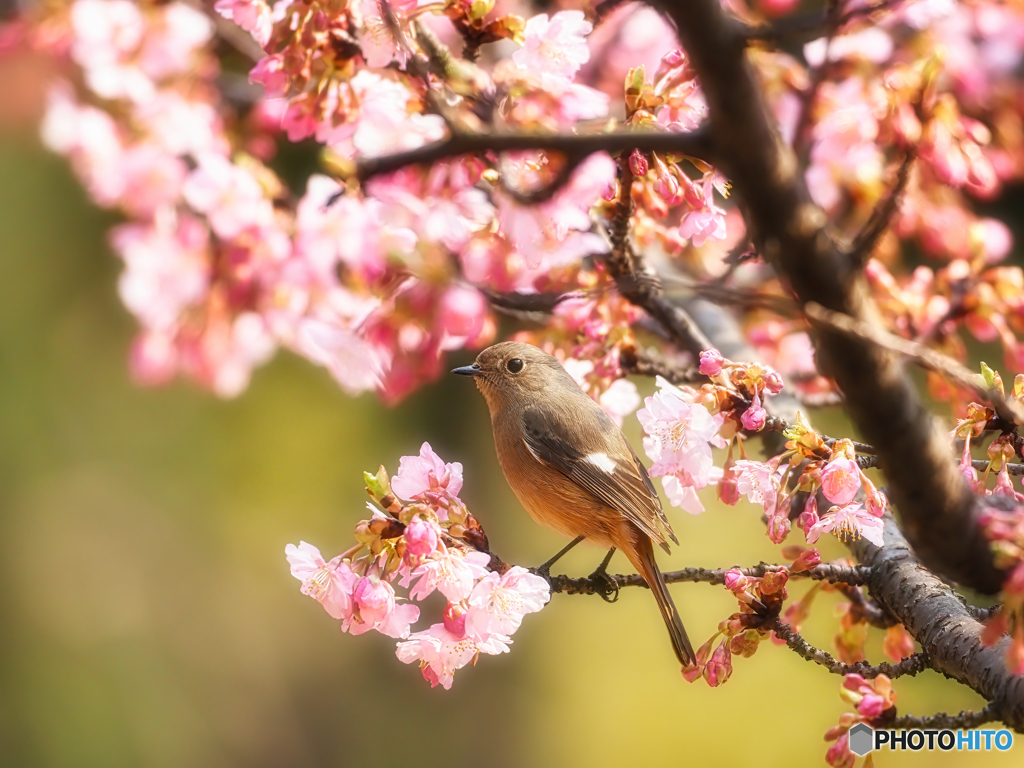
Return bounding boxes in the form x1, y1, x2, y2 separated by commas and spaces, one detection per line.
453, 341, 696, 666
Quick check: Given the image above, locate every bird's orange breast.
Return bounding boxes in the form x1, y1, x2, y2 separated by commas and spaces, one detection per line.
492, 411, 625, 549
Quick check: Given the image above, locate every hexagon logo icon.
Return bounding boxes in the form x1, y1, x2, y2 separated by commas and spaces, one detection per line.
848, 723, 874, 757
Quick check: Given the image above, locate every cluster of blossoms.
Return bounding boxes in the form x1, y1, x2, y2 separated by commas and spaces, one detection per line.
634, 347, 891, 546
953, 371, 1024, 676
287, 442, 549, 689
825, 674, 899, 768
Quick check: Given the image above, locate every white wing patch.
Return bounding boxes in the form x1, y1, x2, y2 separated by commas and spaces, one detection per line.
585, 452, 617, 473
523, 438, 544, 463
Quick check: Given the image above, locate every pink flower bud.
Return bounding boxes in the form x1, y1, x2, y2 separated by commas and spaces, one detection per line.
629, 149, 648, 177
741, 392, 767, 432
404, 516, 440, 558
718, 457, 740, 505
699, 348, 725, 376
760, 570, 789, 596
842, 673, 867, 691
790, 548, 822, 573
653, 159, 683, 204
860, 473, 887, 518
764, 370, 784, 395
723, 568, 750, 593
443, 602, 467, 638
757, 0, 800, 17
767, 501, 791, 544
821, 457, 861, 505
857, 693, 887, 718
798, 494, 819, 535
702, 641, 733, 687
825, 733, 855, 768
352, 576, 395, 626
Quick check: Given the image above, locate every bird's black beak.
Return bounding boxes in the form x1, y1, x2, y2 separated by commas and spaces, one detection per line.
452, 364, 482, 377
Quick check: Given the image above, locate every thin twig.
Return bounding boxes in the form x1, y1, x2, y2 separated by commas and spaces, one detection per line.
496, 155, 582, 205
762, 415, 877, 455
972, 459, 1024, 476
548, 562, 872, 595
349, 127, 715, 183
804, 302, 1024, 427
769, 619, 929, 678
848, 149, 916, 268
744, 0, 907, 45
601, 160, 714, 356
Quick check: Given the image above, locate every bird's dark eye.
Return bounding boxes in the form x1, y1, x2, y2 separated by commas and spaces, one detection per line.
506, 358, 524, 374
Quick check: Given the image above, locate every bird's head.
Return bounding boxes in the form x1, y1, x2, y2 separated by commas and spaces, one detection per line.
451, 341, 573, 408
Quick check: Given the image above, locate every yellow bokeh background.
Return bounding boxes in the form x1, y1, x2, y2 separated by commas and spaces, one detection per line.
0, 70, 1018, 768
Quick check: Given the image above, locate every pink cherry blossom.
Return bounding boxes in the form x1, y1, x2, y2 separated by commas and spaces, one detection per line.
396, 622, 510, 690
391, 442, 465, 506
733, 459, 782, 517
293, 318, 390, 397
598, 378, 641, 427
285, 541, 359, 620
215, 0, 272, 48
638, 377, 720, 513
404, 548, 491, 602
348, 575, 419, 638
821, 456, 861, 505
637, 378, 718, 477
807, 504, 885, 547
110, 212, 209, 332
181, 154, 275, 239
465, 566, 550, 639
513, 11, 593, 82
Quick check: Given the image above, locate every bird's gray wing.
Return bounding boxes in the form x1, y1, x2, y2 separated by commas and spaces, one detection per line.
521, 401, 674, 552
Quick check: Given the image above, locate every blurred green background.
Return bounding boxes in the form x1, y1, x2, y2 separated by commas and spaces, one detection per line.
0, 49, 1017, 768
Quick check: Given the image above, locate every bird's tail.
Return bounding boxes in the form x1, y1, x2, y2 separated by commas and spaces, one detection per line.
629, 536, 696, 667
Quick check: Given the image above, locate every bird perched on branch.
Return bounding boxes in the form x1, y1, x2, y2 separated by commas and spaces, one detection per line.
453, 341, 695, 666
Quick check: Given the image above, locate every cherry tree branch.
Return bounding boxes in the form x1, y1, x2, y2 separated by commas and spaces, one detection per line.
603, 161, 714, 356
847, 149, 916, 268
547, 562, 872, 595
848, 515, 1024, 730
657, 0, 1005, 594
743, 0, 907, 45
891, 704, 1002, 730
768, 618, 928, 679
804, 302, 1024, 427
350, 127, 715, 182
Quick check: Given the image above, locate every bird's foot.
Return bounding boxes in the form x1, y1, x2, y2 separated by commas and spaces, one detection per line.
588, 548, 619, 603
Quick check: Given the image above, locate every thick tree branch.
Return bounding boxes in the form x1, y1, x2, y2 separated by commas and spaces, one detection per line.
659, 0, 1005, 594
849, 516, 1024, 730
350, 127, 715, 183
891, 704, 1002, 730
